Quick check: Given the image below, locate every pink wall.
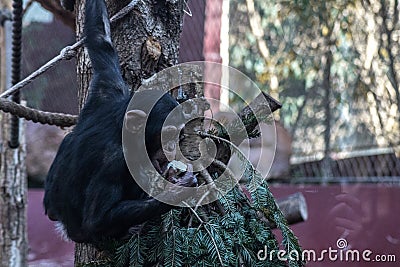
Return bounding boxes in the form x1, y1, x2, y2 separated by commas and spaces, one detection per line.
28, 190, 74, 267
271, 184, 400, 266
28, 184, 400, 266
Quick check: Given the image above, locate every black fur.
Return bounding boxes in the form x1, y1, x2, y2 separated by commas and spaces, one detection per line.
44, 0, 192, 245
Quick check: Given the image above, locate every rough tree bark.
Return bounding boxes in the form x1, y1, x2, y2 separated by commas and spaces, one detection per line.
73, 0, 186, 265
0, 9, 28, 267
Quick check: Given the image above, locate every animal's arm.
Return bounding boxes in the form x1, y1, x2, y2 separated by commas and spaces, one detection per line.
81, 163, 170, 237
84, 0, 127, 97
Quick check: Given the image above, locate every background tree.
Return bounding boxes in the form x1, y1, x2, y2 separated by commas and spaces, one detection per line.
0, 1, 27, 266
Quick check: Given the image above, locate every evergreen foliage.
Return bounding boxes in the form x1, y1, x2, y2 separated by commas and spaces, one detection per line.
84, 114, 304, 267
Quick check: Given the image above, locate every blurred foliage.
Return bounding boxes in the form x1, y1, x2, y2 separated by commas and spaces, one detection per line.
229, 0, 400, 160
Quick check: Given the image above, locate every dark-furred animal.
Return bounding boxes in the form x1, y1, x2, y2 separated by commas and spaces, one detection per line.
44, 0, 195, 245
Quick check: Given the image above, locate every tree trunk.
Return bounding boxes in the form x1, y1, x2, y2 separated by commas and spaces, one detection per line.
0, 14, 28, 267
73, 0, 185, 265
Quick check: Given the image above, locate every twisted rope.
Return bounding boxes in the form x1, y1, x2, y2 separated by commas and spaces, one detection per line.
0, 98, 78, 127
0, 0, 139, 127
9, 0, 23, 148
0, 41, 82, 99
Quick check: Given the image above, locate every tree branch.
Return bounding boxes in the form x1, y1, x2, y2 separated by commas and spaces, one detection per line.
34, 0, 75, 29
